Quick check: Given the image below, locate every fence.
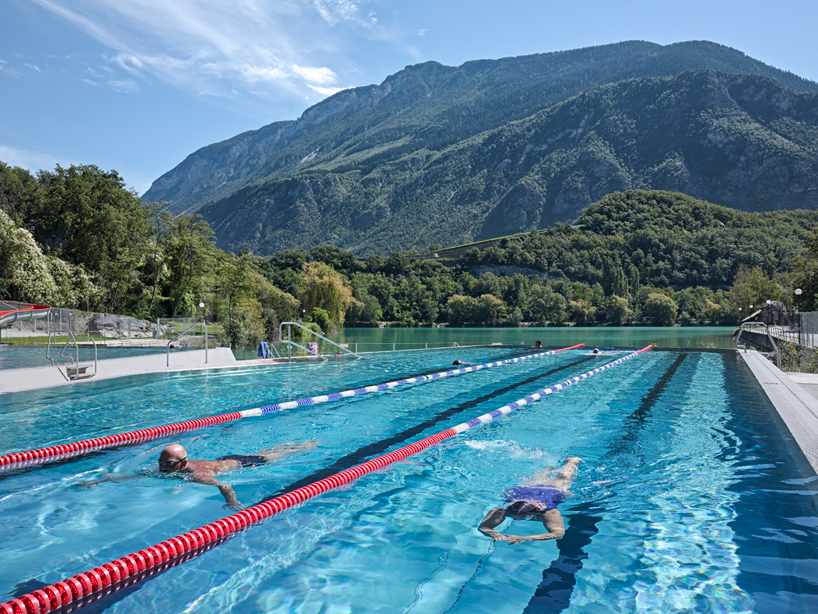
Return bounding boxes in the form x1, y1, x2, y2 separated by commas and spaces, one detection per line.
766, 311, 818, 373
2, 309, 210, 347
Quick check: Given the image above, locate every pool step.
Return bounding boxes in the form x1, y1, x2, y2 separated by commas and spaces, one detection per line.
65, 363, 96, 381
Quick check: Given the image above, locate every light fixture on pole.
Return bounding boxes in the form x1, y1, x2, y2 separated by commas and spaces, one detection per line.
199, 302, 207, 363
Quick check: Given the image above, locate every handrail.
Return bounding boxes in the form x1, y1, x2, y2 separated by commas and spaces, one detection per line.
278, 321, 363, 362
46, 330, 98, 378
735, 321, 781, 368
167, 321, 208, 367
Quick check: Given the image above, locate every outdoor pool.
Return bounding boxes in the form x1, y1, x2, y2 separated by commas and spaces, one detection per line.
0, 345, 816, 613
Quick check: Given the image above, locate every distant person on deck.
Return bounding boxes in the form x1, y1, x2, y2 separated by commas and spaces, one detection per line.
82, 441, 316, 510
478, 457, 581, 544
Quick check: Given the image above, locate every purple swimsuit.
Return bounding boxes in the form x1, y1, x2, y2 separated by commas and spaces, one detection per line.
503, 485, 565, 516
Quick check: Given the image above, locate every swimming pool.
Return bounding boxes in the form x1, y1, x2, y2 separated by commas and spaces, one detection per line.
1, 347, 816, 613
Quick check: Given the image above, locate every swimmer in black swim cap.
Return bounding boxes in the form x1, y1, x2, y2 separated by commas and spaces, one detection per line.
478, 457, 581, 545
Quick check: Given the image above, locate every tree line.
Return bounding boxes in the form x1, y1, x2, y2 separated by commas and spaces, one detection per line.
2, 162, 816, 349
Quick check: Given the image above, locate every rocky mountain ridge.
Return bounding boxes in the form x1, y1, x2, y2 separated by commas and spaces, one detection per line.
142, 40, 818, 255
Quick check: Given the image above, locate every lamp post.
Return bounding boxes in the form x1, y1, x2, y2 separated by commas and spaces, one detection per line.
199, 302, 207, 363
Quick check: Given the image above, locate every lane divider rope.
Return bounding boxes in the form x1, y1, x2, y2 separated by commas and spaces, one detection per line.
0, 345, 584, 470
0, 345, 650, 614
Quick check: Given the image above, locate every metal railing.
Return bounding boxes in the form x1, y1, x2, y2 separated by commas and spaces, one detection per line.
46, 330, 98, 380
278, 322, 363, 362
167, 321, 208, 367
735, 321, 781, 368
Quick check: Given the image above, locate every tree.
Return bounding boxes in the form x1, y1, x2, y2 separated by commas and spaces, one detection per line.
36, 165, 153, 309
165, 214, 217, 317
601, 257, 628, 298
729, 266, 782, 316
604, 295, 633, 326
643, 293, 677, 326
447, 294, 477, 326
474, 294, 505, 326
300, 261, 353, 325
143, 201, 174, 316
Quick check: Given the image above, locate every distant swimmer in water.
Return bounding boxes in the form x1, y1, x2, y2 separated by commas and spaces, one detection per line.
478, 457, 581, 545
592, 348, 600, 355
453, 359, 477, 366
80, 441, 317, 510
534, 340, 542, 349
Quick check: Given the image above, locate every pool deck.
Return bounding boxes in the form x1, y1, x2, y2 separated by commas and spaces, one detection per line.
739, 349, 818, 475
0, 349, 290, 394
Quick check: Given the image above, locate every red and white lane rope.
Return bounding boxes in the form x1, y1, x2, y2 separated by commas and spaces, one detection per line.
0, 345, 650, 614
0, 345, 584, 471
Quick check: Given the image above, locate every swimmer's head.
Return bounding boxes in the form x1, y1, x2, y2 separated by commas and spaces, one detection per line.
505, 500, 546, 518
158, 444, 188, 473
592, 348, 600, 354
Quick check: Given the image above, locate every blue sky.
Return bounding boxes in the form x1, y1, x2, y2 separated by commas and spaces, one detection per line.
2, 0, 818, 196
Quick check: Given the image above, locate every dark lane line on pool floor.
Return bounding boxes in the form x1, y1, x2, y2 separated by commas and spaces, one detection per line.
256, 355, 602, 505
522, 352, 691, 613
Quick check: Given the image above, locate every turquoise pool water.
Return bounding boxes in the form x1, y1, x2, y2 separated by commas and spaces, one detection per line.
0, 347, 816, 613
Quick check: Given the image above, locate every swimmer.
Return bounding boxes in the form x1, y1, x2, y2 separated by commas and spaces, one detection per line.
534, 340, 542, 349
592, 348, 600, 355
453, 359, 476, 366
81, 440, 317, 510
478, 457, 580, 544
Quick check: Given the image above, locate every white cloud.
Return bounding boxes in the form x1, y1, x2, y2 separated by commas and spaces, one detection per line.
0, 145, 59, 172
291, 64, 338, 86
312, 0, 360, 25
107, 78, 140, 94
24, 63, 41, 72
309, 84, 343, 96
26, 0, 397, 111
418, 29, 428, 37
81, 78, 98, 86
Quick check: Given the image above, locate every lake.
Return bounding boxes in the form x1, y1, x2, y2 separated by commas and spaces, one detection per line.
299, 326, 736, 354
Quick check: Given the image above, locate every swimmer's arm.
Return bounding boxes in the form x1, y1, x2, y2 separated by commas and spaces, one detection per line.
193, 475, 243, 509
478, 507, 508, 541
77, 470, 149, 487
505, 510, 566, 544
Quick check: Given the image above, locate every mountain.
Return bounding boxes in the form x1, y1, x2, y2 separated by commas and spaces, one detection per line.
142, 40, 818, 255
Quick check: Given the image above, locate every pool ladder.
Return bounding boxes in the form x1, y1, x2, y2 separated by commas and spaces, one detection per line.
46, 330, 98, 381
279, 321, 363, 362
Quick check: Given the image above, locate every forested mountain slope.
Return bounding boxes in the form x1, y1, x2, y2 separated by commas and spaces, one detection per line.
142, 40, 818, 255
200, 70, 818, 255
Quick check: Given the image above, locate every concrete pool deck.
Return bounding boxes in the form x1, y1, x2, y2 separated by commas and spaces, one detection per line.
0, 348, 292, 394
739, 349, 818, 475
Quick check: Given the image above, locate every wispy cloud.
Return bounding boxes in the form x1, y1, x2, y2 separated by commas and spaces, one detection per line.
0, 144, 59, 172
27, 0, 400, 113
107, 78, 140, 94
24, 63, 41, 72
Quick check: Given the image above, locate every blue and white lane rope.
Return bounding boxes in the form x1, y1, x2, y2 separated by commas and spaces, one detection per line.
237, 344, 585, 417
450, 345, 653, 433
1, 344, 584, 469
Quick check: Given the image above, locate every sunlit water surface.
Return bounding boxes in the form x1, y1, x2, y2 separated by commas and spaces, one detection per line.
0, 345, 816, 613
